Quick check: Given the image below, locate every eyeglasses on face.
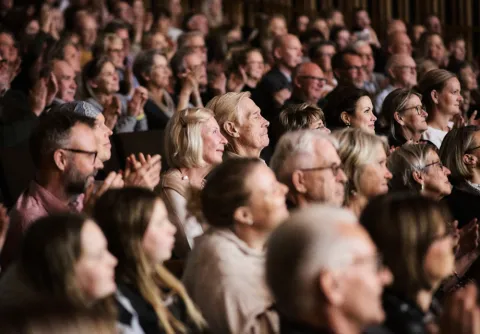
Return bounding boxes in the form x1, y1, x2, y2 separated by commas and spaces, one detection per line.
298, 75, 327, 84
351, 253, 385, 273
395, 65, 417, 72
422, 160, 444, 171
299, 163, 344, 176
401, 104, 426, 115
60, 148, 98, 164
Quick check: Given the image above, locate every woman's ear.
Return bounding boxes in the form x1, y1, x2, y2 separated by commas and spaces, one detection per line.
393, 111, 404, 126
88, 79, 98, 89
431, 90, 439, 105
463, 153, 478, 167
412, 170, 424, 187
233, 206, 254, 226
340, 111, 351, 126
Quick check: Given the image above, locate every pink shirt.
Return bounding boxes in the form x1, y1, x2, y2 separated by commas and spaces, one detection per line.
0, 181, 83, 269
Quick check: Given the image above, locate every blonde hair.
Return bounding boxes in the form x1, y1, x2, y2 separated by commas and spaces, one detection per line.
206, 91, 251, 134
388, 142, 437, 192
440, 125, 480, 185
164, 108, 215, 168
94, 188, 206, 334
333, 128, 388, 202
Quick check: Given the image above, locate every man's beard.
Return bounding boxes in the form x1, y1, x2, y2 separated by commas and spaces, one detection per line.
64, 166, 98, 195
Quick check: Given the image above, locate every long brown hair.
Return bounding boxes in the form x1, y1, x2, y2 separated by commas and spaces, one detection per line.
93, 187, 206, 334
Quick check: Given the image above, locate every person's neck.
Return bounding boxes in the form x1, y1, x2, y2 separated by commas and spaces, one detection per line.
469, 169, 480, 185
415, 289, 434, 313
347, 193, 368, 217
148, 85, 165, 101
276, 63, 292, 78
293, 90, 319, 105
36, 172, 76, 205
96, 92, 114, 106
420, 187, 444, 201
231, 142, 262, 158
245, 76, 259, 88
401, 126, 423, 142
428, 110, 451, 132
233, 224, 270, 251
293, 194, 309, 209
178, 166, 211, 188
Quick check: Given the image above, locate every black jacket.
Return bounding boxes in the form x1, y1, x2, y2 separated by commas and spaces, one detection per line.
444, 181, 480, 229
381, 291, 428, 334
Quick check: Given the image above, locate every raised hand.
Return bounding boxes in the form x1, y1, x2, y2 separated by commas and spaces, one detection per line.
124, 153, 162, 190
46, 72, 58, 106
457, 219, 480, 259
83, 171, 124, 214
127, 87, 148, 117
103, 95, 122, 130
439, 284, 480, 334
29, 77, 48, 116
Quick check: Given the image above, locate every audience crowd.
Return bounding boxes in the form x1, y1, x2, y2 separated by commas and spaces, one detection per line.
2, 1, 480, 333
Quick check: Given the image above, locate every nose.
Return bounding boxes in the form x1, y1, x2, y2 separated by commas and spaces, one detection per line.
337, 168, 348, 183
278, 182, 289, 196
372, 114, 377, 121
379, 267, 393, 286
220, 133, 228, 145
168, 219, 177, 235
72, 80, 78, 90
385, 167, 393, 180
262, 116, 270, 127
109, 252, 118, 267
444, 166, 451, 176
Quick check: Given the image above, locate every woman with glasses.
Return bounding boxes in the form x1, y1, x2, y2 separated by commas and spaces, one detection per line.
361, 193, 455, 334
333, 128, 392, 217
324, 86, 377, 134
418, 69, 463, 149
379, 88, 428, 147
440, 126, 480, 228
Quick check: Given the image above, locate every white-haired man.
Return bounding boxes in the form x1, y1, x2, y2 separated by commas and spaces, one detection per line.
270, 130, 347, 208
266, 205, 393, 333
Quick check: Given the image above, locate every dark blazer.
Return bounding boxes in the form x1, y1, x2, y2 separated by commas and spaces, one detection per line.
144, 99, 171, 131
381, 291, 429, 334
444, 181, 480, 229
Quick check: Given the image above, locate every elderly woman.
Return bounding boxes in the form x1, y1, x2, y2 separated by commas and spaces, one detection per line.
206, 92, 270, 159
133, 49, 175, 130
156, 107, 227, 259
183, 158, 288, 334
440, 126, 480, 228
82, 56, 148, 133
379, 88, 428, 147
418, 69, 463, 148
388, 143, 452, 200
333, 128, 392, 217
361, 194, 455, 334
324, 86, 377, 134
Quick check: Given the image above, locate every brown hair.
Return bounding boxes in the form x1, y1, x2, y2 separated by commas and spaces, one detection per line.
417, 69, 456, 117
188, 158, 263, 227
93, 188, 206, 334
360, 193, 452, 297
81, 55, 114, 99
278, 103, 326, 134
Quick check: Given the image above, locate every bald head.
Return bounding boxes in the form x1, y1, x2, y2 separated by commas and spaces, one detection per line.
293, 62, 325, 103
386, 54, 417, 87
273, 34, 303, 71
388, 32, 412, 56
387, 20, 407, 35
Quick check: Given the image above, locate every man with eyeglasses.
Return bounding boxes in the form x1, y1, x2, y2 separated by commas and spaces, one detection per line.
1, 111, 122, 269
270, 130, 348, 209
331, 49, 366, 89
285, 62, 327, 108
266, 205, 393, 334
375, 54, 418, 112
353, 40, 386, 96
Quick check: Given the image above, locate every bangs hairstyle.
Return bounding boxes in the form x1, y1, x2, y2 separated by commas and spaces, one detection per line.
187, 158, 263, 227
388, 142, 437, 192
380, 88, 423, 142
93, 188, 206, 334
333, 128, 388, 202
164, 107, 215, 168
278, 103, 326, 133
360, 193, 452, 297
439, 125, 480, 185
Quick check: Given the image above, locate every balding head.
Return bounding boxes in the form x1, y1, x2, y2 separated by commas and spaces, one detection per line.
388, 32, 412, 56
273, 34, 303, 70
267, 204, 392, 330
293, 62, 325, 104
52, 60, 77, 102
386, 54, 417, 88
387, 20, 407, 35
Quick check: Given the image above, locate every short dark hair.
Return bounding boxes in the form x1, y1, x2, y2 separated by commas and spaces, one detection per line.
308, 40, 336, 60
329, 25, 349, 43
30, 110, 95, 168
104, 19, 131, 41
181, 12, 206, 32
170, 47, 197, 79
153, 6, 171, 23
133, 49, 168, 86
331, 48, 360, 70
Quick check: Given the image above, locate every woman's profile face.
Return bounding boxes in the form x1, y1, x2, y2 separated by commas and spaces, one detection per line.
74, 220, 118, 302
350, 95, 377, 134
423, 222, 455, 286
357, 144, 392, 198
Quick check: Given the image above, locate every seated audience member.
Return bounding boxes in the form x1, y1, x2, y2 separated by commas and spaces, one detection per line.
417, 59, 440, 82
0, 111, 120, 268
251, 34, 302, 124
352, 40, 385, 96
170, 47, 208, 109
0, 213, 117, 314
50, 39, 82, 75
379, 88, 428, 147
51, 59, 78, 104
309, 41, 337, 92
325, 9, 345, 28
330, 49, 365, 90
270, 130, 347, 209
227, 48, 265, 93
182, 11, 209, 36
387, 31, 413, 56
374, 54, 417, 112
388, 143, 452, 200
82, 56, 148, 133
277, 103, 330, 135
74, 12, 98, 66
453, 61, 479, 114
93, 188, 206, 334
441, 126, 480, 228
418, 32, 447, 68
425, 14, 442, 35
156, 107, 227, 258
206, 92, 269, 159
284, 62, 326, 107
266, 205, 392, 334
141, 31, 170, 53
324, 86, 376, 133
360, 194, 455, 334
329, 25, 351, 52
448, 35, 467, 66
177, 31, 208, 62
334, 128, 392, 216
387, 19, 407, 35
133, 49, 175, 130
418, 69, 463, 149
153, 6, 182, 43
183, 158, 288, 334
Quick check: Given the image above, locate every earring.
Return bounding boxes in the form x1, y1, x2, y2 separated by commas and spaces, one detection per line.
421, 183, 424, 191
345, 122, 351, 127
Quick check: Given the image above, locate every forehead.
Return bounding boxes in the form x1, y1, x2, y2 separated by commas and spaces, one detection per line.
70, 123, 97, 149
247, 50, 263, 60
153, 54, 167, 64
357, 44, 372, 54
101, 62, 116, 72
188, 35, 205, 45
426, 149, 439, 162
405, 94, 422, 106
444, 77, 460, 89
299, 64, 323, 76
285, 37, 301, 48
0, 33, 13, 43
313, 139, 340, 163
54, 61, 74, 75
344, 54, 362, 65
339, 224, 376, 255
356, 95, 373, 108
245, 163, 275, 192
397, 56, 416, 66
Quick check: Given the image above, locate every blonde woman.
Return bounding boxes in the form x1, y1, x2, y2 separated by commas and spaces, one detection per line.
184, 158, 288, 334
93, 188, 206, 334
333, 128, 392, 217
157, 108, 227, 259
418, 69, 463, 148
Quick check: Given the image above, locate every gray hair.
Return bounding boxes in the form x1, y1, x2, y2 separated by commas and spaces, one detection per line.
133, 49, 168, 87
270, 130, 339, 189
352, 40, 370, 52
266, 204, 358, 318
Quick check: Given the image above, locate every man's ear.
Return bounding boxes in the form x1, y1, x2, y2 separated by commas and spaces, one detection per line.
53, 149, 68, 172
292, 170, 307, 194
319, 271, 345, 306
223, 121, 240, 138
